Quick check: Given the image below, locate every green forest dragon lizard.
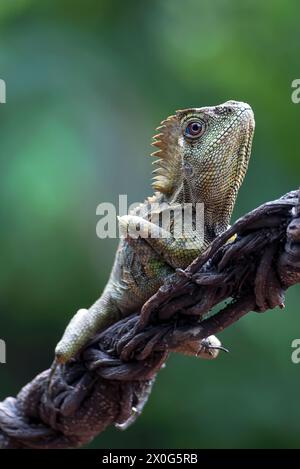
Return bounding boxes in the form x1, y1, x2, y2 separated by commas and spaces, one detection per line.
55, 100, 255, 364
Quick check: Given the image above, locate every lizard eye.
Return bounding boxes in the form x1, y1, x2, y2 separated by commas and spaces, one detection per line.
184, 120, 206, 139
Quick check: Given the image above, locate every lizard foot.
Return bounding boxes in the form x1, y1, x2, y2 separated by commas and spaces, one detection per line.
197, 335, 229, 359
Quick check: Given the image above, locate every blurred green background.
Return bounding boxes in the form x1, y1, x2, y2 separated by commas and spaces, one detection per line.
0, 0, 300, 449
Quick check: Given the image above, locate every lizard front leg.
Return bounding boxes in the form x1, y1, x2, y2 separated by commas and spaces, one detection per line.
118, 214, 204, 269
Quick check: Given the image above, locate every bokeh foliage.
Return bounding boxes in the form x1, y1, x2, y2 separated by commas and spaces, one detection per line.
0, 0, 300, 449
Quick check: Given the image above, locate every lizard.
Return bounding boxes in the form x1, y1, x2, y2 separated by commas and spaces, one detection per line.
54, 100, 255, 364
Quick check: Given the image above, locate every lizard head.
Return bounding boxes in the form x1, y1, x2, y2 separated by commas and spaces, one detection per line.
151, 100, 255, 235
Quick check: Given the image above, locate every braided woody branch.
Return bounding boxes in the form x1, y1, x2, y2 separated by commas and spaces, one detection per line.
0, 189, 299, 449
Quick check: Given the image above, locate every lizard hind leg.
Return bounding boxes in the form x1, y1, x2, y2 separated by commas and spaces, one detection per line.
55, 293, 120, 364
170, 334, 228, 360
197, 335, 229, 359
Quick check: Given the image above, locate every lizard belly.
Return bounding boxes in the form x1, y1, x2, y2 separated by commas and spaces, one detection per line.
108, 238, 174, 315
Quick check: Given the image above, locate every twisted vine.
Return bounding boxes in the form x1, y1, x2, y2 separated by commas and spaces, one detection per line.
0, 189, 299, 448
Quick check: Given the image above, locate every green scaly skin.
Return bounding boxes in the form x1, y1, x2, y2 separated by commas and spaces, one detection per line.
55, 100, 255, 363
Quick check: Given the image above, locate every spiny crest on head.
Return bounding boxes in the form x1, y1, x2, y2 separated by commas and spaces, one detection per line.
150, 112, 182, 194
